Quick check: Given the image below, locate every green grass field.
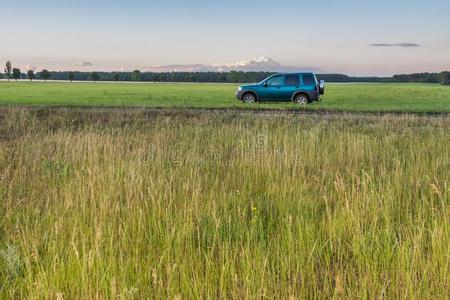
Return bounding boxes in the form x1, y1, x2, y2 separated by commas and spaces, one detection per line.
0, 108, 448, 298
0, 82, 449, 113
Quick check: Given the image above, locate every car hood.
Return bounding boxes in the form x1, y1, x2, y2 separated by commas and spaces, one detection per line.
240, 84, 260, 89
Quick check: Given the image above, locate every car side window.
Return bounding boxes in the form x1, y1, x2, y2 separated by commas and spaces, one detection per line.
284, 75, 299, 86
266, 75, 283, 86
302, 74, 315, 86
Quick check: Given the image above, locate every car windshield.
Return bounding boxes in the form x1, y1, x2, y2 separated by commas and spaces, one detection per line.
259, 75, 276, 85
260, 75, 283, 85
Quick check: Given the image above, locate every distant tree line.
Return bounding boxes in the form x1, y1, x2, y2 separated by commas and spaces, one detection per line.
441, 72, 450, 85
2, 61, 449, 85
391, 72, 450, 84
318, 72, 450, 84
33, 70, 276, 83
2, 61, 51, 82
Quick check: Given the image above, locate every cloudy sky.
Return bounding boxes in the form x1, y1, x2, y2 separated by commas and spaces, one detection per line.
1, 0, 450, 76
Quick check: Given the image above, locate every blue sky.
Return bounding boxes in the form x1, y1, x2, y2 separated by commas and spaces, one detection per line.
1, 0, 450, 75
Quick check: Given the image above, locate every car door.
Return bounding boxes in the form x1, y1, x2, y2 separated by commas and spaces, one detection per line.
258, 75, 285, 100
279, 74, 300, 100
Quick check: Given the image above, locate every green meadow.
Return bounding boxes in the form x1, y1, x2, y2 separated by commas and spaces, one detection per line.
0, 82, 449, 113
0, 108, 448, 298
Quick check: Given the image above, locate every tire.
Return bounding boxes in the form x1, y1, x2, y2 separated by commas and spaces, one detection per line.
294, 93, 309, 105
242, 92, 257, 104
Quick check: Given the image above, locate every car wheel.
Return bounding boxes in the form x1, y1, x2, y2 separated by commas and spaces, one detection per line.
242, 92, 256, 104
294, 93, 309, 105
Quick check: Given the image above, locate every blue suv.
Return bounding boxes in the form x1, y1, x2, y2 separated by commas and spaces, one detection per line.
236, 73, 325, 104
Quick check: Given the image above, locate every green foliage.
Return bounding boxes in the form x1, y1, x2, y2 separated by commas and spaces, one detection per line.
12, 68, 21, 81
40, 69, 51, 82
27, 70, 35, 81
392, 72, 442, 83
4, 61, 12, 81
0, 245, 23, 280
132, 70, 141, 82
68, 71, 75, 82
0, 108, 448, 298
90, 72, 99, 82
0, 82, 449, 113
112, 72, 120, 82
440, 71, 450, 85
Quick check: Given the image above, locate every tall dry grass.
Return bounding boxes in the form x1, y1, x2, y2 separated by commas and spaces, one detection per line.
0, 108, 448, 299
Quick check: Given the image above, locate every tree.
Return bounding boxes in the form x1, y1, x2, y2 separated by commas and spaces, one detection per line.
90, 72, 99, 82
4, 61, 12, 81
12, 68, 21, 81
112, 72, 120, 82
132, 70, 141, 82
27, 70, 35, 81
440, 72, 450, 85
41, 69, 51, 82
68, 72, 75, 82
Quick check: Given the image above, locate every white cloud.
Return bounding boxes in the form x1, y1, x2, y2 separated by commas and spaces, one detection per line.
119, 66, 132, 72
214, 57, 281, 71
77, 62, 94, 67
144, 64, 205, 72
143, 57, 321, 73
25, 64, 36, 71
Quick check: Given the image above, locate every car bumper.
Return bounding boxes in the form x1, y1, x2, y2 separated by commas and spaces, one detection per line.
236, 90, 245, 100
307, 90, 320, 101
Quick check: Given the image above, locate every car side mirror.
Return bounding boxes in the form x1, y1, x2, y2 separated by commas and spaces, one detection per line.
263, 82, 268, 87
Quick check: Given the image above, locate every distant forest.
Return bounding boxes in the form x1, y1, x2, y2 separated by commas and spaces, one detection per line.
2, 69, 450, 84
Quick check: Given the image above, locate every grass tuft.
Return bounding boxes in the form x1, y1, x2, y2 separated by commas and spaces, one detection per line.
0, 108, 448, 298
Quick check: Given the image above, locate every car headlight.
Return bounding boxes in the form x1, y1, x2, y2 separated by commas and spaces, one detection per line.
238, 86, 242, 91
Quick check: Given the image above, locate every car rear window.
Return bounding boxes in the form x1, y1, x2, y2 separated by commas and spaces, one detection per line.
302, 74, 315, 86
284, 75, 299, 86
